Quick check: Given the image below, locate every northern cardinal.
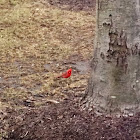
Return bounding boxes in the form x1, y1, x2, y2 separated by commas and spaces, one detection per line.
57, 69, 72, 78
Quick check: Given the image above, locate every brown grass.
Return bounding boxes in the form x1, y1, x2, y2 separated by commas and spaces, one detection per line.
0, 0, 95, 111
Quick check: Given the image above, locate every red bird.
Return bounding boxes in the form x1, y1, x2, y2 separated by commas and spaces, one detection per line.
57, 69, 72, 78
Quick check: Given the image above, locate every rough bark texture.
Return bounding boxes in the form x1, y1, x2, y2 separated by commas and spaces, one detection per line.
82, 0, 140, 114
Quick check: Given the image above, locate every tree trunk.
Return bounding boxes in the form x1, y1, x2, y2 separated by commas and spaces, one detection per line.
82, 0, 140, 115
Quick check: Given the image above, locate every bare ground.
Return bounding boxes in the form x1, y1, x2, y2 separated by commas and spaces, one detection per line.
1, 98, 140, 140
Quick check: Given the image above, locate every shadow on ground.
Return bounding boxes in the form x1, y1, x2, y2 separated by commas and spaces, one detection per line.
46, 0, 95, 12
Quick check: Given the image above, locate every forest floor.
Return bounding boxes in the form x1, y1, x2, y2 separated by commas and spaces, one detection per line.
0, 0, 140, 140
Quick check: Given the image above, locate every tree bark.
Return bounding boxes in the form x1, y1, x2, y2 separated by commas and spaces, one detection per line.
82, 0, 140, 115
